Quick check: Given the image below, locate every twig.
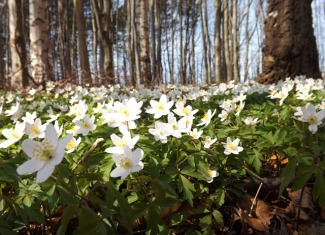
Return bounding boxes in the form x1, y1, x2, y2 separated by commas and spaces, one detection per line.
249, 182, 263, 216
76, 138, 105, 165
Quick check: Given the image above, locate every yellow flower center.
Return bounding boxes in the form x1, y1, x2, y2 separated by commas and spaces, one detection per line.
31, 125, 41, 135
307, 115, 317, 125
227, 143, 236, 151
10, 130, 20, 140
202, 113, 209, 122
120, 157, 132, 169
182, 107, 190, 116
66, 139, 76, 150
117, 139, 127, 148
82, 121, 90, 129
121, 107, 130, 116
33, 140, 55, 162
157, 103, 165, 111
207, 169, 213, 177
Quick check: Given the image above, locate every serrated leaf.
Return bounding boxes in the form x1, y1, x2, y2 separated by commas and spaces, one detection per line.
212, 209, 224, 225
179, 175, 195, 207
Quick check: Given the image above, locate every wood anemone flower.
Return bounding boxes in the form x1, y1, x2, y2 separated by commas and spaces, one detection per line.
17, 124, 73, 183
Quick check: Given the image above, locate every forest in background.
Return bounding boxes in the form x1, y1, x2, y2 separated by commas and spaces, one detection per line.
0, 0, 324, 89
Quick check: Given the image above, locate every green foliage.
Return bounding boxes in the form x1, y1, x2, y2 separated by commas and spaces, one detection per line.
1, 78, 325, 233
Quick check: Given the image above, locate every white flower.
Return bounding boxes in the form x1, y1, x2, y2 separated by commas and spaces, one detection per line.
65, 137, 81, 153
22, 111, 37, 123
105, 130, 139, 155
189, 128, 203, 139
299, 103, 325, 134
109, 97, 143, 132
223, 137, 243, 155
166, 112, 187, 138
146, 94, 174, 119
202, 136, 217, 149
75, 114, 97, 136
206, 168, 219, 183
197, 109, 216, 127
5, 102, 22, 122
110, 146, 144, 180
218, 110, 229, 122
17, 124, 73, 183
25, 118, 47, 139
148, 121, 169, 143
173, 101, 198, 117
0, 121, 25, 148
243, 117, 259, 126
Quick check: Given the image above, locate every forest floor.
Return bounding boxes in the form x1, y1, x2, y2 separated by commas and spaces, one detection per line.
22, 162, 325, 235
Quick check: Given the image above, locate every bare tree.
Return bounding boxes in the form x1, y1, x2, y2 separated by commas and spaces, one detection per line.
74, 0, 91, 84
214, 0, 222, 84
92, 0, 114, 85
231, 0, 240, 83
29, 0, 49, 86
8, 0, 28, 88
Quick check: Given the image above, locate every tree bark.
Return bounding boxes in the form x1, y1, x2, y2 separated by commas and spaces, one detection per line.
9, 0, 28, 88
29, 0, 49, 87
92, 0, 114, 85
257, 0, 321, 84
222, 0, 233, 82
138, 0, 151, 86
74, 0, 91, 85
214, 0, 222, 84
232, 0, 240, 83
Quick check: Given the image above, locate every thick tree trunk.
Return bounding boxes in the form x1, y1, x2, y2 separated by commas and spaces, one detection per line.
257, 0, 321, 84
74, 0, 91, 85
9, 0, 28, 88
29, 0, 49, 86
92, 0, 114, 85
138, 0, 151, 86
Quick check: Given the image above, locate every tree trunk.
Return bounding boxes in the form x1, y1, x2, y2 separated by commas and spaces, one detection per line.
214, 0, 222, 84
9, 0, 28, 88
92, 0, 114, 85
232, 0, 240, 83
257, 0, 321, 84
74, 0, 91, 85
29, 0, 49, 87
222, 0, 233, 82
138, 0, 151, 86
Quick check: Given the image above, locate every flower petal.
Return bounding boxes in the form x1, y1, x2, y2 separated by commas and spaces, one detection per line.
0, 139, 14, 149
111, 167, 130, 179
45, 124, 58, 147
22, 139, 41, 158
36, 164, 55, 183
17, 159, 45, 175
52, 134, 73, 165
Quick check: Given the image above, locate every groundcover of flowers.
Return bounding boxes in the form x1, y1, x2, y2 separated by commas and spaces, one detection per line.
0, 76, 325, 234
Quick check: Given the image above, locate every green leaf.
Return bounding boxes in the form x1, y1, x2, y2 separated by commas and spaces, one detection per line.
214, 188, 225, 208
313, 169, 325, 209
146, 204, 169, 235
106, 182, 134, 234
199, 214, 212, 232
280, 158, 297, 196
179, 175, 195, 207
291, 172, 313, 191
74, 207, 109, 235
56, 204, 78, 235
212, 209, 224, 225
